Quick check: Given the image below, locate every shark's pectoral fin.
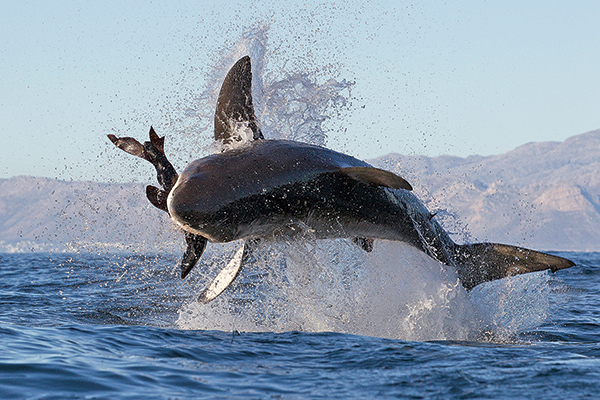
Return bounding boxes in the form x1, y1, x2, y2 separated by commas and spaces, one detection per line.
339, 167, 413, 191
197, 240, 255, 304
180, 232, 208, 279
352, 237, 374, 252
455, 243, 575, 291
146, 185, 169, 212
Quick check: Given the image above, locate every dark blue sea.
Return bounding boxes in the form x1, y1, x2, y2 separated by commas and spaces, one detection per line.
0, 246, 598, 399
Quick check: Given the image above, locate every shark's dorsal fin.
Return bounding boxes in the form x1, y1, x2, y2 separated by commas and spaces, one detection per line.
214, 56, 264, 146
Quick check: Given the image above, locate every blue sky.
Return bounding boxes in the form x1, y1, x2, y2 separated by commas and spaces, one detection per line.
2, 0, 599, 182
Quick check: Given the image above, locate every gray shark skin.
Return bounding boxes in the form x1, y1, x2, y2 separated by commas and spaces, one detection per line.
109, 56, 575, 303
168, 140, 415, 244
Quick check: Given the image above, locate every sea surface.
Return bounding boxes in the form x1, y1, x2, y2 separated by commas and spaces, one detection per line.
0, 245, 598, 399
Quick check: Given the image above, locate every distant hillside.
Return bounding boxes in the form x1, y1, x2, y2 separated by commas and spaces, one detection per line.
1, 129, 599, 253
0, 176, 180, 253
372, 129, 600, 251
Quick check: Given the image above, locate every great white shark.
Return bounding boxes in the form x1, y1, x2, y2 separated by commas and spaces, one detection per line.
108, 56, 574, 303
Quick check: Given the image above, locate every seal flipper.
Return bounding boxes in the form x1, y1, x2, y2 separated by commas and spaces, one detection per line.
148, 126, 165, 155
142, 137, 178, 192
197, 239, 257, 303
455, 243, 575, 291
146, 185, 169, 212
214, 56, 263, 146
109, 128, 210, 279
108, 127, 178, 193
107, 135, 146, 159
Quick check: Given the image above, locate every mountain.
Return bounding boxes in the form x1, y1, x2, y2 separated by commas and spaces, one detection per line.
0, 176, 180, 253
1, 129, 599, 253
372, 129, 600, 251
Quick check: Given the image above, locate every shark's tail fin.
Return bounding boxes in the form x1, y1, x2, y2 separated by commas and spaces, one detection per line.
454, 243, 575, 291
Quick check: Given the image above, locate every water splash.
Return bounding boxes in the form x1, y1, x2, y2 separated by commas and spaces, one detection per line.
470, 271, 552, 341
178, 24, 353, 155
260, 74, 353, 147
177, 241, 554, 341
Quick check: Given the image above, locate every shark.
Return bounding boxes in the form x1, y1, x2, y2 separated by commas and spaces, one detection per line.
108, 56, 574, 303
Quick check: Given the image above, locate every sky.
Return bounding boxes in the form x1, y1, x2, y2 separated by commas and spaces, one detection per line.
2, 0, 600, 182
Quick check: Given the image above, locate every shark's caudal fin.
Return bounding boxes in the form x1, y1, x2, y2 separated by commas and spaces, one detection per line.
454, 243, 575, 290
214, 56, 264, 146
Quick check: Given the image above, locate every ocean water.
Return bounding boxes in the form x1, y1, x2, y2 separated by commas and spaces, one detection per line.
0, 245, 598, 399
4, 26, 599, 399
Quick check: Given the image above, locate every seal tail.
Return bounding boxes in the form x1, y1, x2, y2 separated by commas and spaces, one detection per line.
454, 243, 575, 291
